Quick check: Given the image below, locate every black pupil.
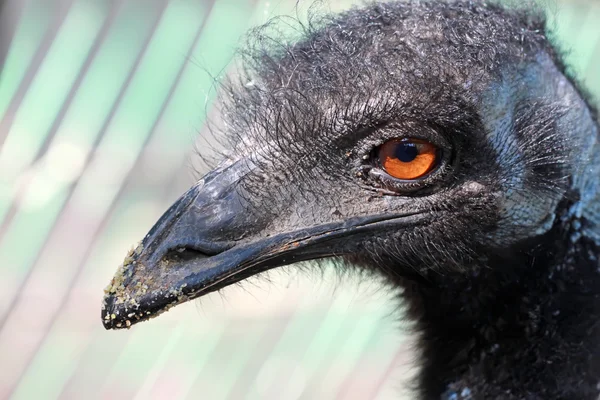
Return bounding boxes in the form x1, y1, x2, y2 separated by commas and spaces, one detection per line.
395, 142, 419, 162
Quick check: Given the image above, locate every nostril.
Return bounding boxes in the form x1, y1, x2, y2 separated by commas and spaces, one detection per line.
163, 247, 210, 263
161, 239, 235, 264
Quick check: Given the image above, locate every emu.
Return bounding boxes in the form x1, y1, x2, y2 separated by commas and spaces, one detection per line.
102, 1, 600, 399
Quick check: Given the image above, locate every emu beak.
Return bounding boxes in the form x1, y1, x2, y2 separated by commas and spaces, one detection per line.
101, 162, 419, 329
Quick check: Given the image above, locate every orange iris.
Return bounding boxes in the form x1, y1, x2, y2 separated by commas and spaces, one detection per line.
378, 138, 438, 180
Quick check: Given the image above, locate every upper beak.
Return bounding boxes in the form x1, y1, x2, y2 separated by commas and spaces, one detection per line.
101, 162, 421, 329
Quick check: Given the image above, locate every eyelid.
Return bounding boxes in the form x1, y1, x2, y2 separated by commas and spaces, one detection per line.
353, 122, 448, 159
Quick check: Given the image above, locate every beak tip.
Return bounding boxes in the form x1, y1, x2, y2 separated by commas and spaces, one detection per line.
101, 294, 117, 330
100, 293, 140, 330
101, 243, 148, 330
101, 292, 129, 330
100, 272, 189, 331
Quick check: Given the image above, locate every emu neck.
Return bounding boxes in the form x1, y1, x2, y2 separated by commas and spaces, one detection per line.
401, 209, 600, 400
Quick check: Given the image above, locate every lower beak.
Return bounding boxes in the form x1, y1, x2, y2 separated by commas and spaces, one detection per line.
101, 166, 421, 329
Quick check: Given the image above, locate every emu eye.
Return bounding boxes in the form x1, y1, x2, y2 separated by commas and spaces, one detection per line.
378, 138, 439, 180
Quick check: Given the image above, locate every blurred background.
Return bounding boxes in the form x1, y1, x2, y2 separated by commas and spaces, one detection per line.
0, 0, 597, 399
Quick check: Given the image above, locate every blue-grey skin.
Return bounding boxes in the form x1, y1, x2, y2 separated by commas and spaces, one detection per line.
102, 1, 600, 399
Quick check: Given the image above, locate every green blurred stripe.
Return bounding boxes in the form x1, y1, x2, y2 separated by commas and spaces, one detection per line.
225, 315, 294, 399
0, 0, 170, 225
58, 329, 134, 400
568, 5, 600, 73
169, 325, 228, 400
9, 0, 158, 221
96, 2, 202, 156
65, 0, 206, 224
0, 2, 169, 396
327, 312, 388, 398
0, 0, 159, 321
296, 301, 359, 399
243, 309, 332, 400
554, 2, 592, 41
100, 326, 185, 395
0, 0, 107, 177
150, 0, 253, 149
51, 1, 159, 149
0, 1, 53, 118
338, 325, 407, 400
5, 2, 207, 397
0, 185, 69, 320
9, 319, 92, 400
582, 6, 600, 95
183, 322, 271, 400
130, 325, 186, 400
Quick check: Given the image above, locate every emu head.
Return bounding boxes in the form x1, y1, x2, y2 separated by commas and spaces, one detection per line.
102, 1, 598, 329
